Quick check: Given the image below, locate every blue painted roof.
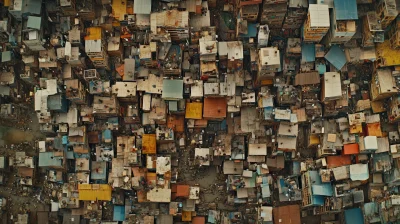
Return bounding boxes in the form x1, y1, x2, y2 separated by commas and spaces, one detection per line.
302, 44, 316, 62
102, 129, 112, 140
208, 210, 216, 223
316, 63, 326, 75
91, 161, 107, 180
373, 153, 391, 165
334, 0, 358, 20
113, 205, 125, 221
325, 45, 347, 70
263, 107, 273, 120
309, 170, 322, 185
39, 152, 63, 167
312, 183, 333, 196
74, 153, 90, 159
108, 117, 118, 125
66, 151, 74, 159
54, 137, 63, 150
47, 94, 68, 112
312, 195, 325, 206
344, 208, 364, 224
364, 202, 377, 216
261, 183, 271, 198
62, 136, 68, 145
239, 23, 258, 38
364, 202, 381, 223
262, 176, 269, 184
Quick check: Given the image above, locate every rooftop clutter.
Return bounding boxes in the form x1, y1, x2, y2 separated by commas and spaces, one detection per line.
0, 0, 399, 223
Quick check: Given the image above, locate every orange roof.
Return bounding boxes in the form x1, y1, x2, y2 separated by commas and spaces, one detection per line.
367, 123, 383, 137
85, 27, 102, 40
350, 124, 363, 134
78, 184, 112, 201
203, 97, 227, 119
273, 205, 300, 224
167, 115, 185, 132
343, 143, 359, 155
186, 102, 203, 119
142, 134, 156, 154
176, 185, 190, 198
261, 79, 274, 85
192, 217, 206, 224
326, 155, 352, 168
182, 211, 192, 221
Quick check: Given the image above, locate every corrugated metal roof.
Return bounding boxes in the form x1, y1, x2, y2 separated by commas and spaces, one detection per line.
78, 184, 112, 201
134, 0, 151, 14
334, 0, 358, 20
325, 45, 347, 70
294, 72, 320, 86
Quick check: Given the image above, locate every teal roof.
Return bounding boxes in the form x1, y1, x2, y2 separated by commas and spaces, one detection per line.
312, 183, 333, 196
344, 208, 364, 224
39, 152, 63, 167
302, 44, 315, 62
162, 79, 183, 100
113, 205, 125, 221
334, 0, 358, 20
91, 161, 107, 180
325, 45, 347, 70
27, 16, 41, 30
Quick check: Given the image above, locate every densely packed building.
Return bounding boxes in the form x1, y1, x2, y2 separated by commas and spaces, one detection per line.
0, 0, 400, 223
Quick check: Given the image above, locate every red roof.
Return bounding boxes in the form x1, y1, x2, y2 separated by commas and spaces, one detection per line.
326, 155, 352, 168
176, 185, 190, 198
192, 216, 206, 224
343, 143, 359, 155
